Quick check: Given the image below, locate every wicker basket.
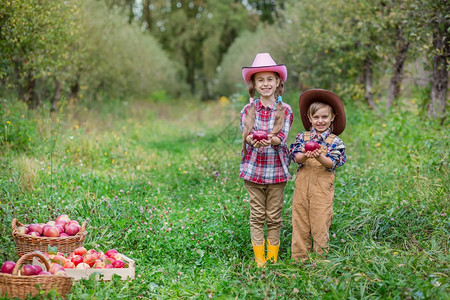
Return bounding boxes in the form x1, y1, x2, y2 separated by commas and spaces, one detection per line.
12, 218, 87, 258
0, 251, 73, 299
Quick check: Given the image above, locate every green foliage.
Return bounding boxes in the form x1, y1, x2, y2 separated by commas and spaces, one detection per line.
0, 99, 38, 151
74, 0, 186, 101
214, 26, 286, 97
0, 97, 448, 298
0, 0, 78, 86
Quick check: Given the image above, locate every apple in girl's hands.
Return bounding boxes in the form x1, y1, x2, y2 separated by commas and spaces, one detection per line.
252, 131, 269, 141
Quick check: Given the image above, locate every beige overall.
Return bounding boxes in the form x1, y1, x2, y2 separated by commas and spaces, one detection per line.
291, 132, 336, 259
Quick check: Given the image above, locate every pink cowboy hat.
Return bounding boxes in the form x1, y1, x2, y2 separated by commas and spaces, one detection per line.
242, 53, 287, 84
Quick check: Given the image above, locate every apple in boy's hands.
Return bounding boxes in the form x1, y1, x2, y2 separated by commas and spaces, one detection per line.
252, 131, 269, 141
304, 141, 320, 152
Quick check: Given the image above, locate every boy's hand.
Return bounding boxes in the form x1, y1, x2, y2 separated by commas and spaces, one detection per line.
304, 149, 322, 158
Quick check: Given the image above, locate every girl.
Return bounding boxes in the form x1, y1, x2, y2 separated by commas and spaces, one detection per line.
240, 53, 293, 267
290, 89, 346, 260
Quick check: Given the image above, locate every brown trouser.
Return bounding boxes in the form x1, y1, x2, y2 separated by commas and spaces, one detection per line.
291, 158, 335, 259
244, 180, 287, 246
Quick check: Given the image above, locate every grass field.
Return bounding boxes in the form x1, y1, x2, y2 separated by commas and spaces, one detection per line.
0, 94, 448, 299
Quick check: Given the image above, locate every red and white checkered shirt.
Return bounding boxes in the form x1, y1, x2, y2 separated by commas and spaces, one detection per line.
240, 98, 293, 184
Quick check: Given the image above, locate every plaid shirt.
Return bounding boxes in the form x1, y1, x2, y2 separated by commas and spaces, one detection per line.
290, 128, 346, 171
240, 98, 293, 184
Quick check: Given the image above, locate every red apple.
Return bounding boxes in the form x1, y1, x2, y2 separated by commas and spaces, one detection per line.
73, 247, 87, 256
55, 214, 70, 224
55, 220, 68, 228
21, 265, 37, 276
112, 260, 125, 268
1, 261, 15, 274
59, 233, 69, 237
49, 263, 64, 274
304, 141, 320, 152
52, 255, 66, 266
33, 265, 43, 274
104, 264, 114, 269
42, 224, 52, 233
94, 260, 105, 269
46, 221, 56, 226
17, 226, 28, 234
105, 249, 118, 258
54, 224, 64, 234
64, 261, 75, 269
110, 253, 123, 261
68, 220, 79, 226
43, 226, 60, 237
28, 231, 41, 237
252, 130, 269, 141
75, 262, 90, 269
27, 224, 42, 235
71, 255, 83, 266
38, 271, 52, 275
65, 224, 81, 236
83, 254, 96, 267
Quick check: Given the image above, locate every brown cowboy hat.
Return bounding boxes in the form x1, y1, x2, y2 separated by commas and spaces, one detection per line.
299, 89, 346, 135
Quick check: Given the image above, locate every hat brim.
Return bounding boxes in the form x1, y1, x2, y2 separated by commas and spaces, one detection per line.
242, 65, 287, 84
299, 89, 346, 135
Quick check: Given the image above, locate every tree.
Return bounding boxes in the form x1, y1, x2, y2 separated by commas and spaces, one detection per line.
0, 0, 78, 109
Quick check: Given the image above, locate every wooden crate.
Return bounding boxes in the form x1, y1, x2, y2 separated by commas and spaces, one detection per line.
33, 254, 135, 281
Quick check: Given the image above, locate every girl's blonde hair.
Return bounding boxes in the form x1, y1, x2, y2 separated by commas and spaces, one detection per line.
307, 102, 335, 131
241, 72, 286, 154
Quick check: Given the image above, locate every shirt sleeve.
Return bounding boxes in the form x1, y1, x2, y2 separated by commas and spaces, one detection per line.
289, 132, 305, 163
326, 136, 346, 169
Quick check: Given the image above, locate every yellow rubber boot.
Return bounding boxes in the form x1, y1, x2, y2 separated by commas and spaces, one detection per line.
252, 241, 266, 267
266, 239, 279, 263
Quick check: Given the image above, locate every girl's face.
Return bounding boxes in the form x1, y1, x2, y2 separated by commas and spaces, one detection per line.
253, 72, 280, 100
308, 106, 335, 134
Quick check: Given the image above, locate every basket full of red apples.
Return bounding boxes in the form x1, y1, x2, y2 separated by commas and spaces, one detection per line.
12, 214, 87, 258
0, 251, 72, 299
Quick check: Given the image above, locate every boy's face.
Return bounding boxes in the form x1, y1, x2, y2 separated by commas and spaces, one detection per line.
308, 106, 335, 134
253, 72, 280, 100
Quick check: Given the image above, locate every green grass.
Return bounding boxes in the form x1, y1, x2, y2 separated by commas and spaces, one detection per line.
0, 95, 448, 299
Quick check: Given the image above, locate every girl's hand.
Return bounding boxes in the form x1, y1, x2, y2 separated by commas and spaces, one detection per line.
258, 136, 272, 147
247, 134, 271, 148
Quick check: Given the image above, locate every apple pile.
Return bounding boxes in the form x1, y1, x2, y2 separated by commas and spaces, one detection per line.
44, 247, 127, 269
16, 214, 82, 238
0, 260, 66, 276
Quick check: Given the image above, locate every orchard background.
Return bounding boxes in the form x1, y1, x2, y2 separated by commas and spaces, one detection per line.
0, 0, 449, 299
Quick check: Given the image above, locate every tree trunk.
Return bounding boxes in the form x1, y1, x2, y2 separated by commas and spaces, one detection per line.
429, 54, 448, 119
185, 51, 195, 95
143, 0, 152, 31
386, 31, 409, 110
363, 58, 379, 112
70, 75, 80, 100
23, 74, 40, 110
428, 17, 449, 120
201, 75, 211, 101
51, 78, 62, 113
